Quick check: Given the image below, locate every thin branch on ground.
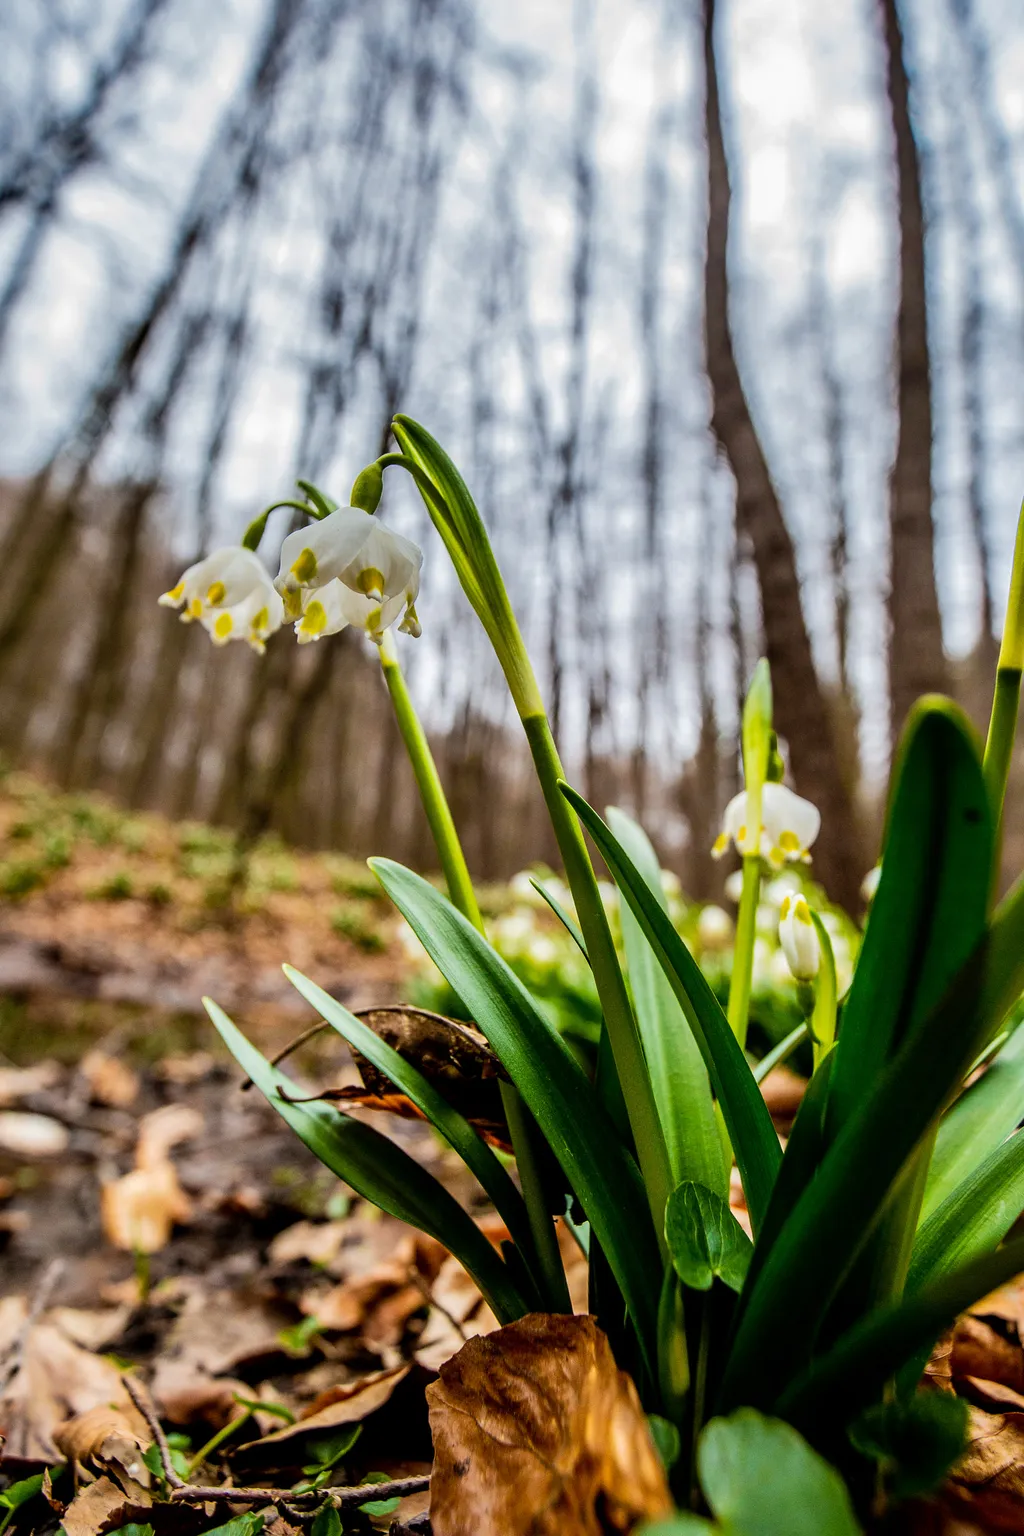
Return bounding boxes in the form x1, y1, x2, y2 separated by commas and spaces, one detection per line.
124, 1374, 186, 1488
171, 1474, 431, 1509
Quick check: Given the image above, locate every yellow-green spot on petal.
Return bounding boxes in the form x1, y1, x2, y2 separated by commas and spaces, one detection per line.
250, 606, 269, 635
213, 612, 233, 639
188, 598, 203, 619
779, 829, 801, 853
159, 581, 185, 606
206, 580, 227, 605
779, 895, 792, 919
291, 547, 318, 584
712, 832, 729, 858
356, 566, 385, 601
298, 599, 327, 639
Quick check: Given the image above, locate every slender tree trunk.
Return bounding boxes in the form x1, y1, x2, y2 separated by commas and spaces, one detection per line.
879, 0, 947, 743
701, 0, 862, 910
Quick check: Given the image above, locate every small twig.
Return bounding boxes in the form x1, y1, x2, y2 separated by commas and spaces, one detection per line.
389, 1515, 431, 1534
0, 1258, 64, 1396
171, 1474, 431, 1509
124, 1375, 185, 1489
241, 1021, 332, 1087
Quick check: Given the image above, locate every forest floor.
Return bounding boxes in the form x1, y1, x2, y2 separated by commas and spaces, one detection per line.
0, 771, 1022, 1535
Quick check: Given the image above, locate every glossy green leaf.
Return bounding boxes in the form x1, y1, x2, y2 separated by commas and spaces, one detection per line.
281, 964, 540, 1293
752, 1023, 808, 1085
698, 1410, 861, 1536
849, 1393, 968, 1500
529, 877, 588, 958
922, 1024, 1024, 1221
559, 786, 781, 1234
205, 998, 527, 1324
778, 1234, 1024, 1429
825, 699, 992, 1144
666, 1182, 752, 1294
909, 1129, 1024, 1292
607, 807, 727, 1197
368, 858, 661, 1373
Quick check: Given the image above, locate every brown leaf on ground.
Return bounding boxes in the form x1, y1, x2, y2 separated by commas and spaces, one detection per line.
950, 1316, 1024, 1395
0, 1317, 133, 1461
60, 1475, 152, 1536
299, 1231, 448, 1347
231, 1363, 410, 1470
100, 1103, 203, 1254
427, 1313, 673, 1536
80, 1050, 140, 1108
944, 1405, 1024, 1533
0, 1061, 61, 1103
759, 1064, 807, 1124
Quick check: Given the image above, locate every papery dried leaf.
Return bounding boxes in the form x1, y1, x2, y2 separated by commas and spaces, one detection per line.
0, 1320, 131, 1461
135, 1104, 203, 1170
53, 1401, 148, 1477
60, 1475, 152, 1536
80, 1051, 140, 1108
427, 1314, 673, 1536
945, 1405, 1024, 1532
231, 1364, 409, 1470
950, 1316, 1024, 1394
268, 1219, 352, 1268
101, 1161, 192, 1254
0, 1062, 61, 1104
150, 1360, 251, 1430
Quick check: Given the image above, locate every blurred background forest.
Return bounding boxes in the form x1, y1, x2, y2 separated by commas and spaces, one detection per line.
0, 0, 1022, 914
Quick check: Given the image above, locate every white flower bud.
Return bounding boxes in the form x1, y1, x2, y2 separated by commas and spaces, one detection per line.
778, 893, 820, 981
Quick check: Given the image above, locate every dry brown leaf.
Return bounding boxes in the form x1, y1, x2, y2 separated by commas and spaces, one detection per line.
0, 1319, 132, 1461
269, 1219, 352, 1268
135, 1103, 203, 1168
950, 1315, 1024, 1394
53, 1400, 150, 1490
0, 1061, 61, 1103
150, 1359, 251, 1430
427, 1313, 673, 1536
231, 1363, 410, 1470
80, 1050, 140, 1108
47, 1307, 132, 1353
61, 1475, 152, 1536
101, 1161, 192, 1254
760, 1064, 807, 1122
945, 1405, 1024, 1532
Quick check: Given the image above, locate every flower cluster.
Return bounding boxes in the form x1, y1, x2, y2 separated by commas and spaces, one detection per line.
159, 507, 422, 651
712, 782, 820, 868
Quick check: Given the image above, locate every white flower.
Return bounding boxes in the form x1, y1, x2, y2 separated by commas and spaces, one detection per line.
276, 508, 422, 642
861, 864, 881, 904
778, 893, 820, 981
158, 547, 283, 653
696, 904, 733, 950
723, 870, 745, 905
712, 782, 821, 868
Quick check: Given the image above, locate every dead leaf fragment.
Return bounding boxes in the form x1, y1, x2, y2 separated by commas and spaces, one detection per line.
80, 1050, 140, 1107
945, 1405, 1024, 1532
427, 1313, 673, 1536
0, 1110, 69, 1157
0, 1061, 61, 1103
0, 1319, 133, 1461
101, 1102, 202, 1254
61, 1474, 152, 1536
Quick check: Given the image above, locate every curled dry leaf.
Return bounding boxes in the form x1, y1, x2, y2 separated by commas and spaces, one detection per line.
101, 1103, 203, 1254
944, 1405, 1024, 1533
0, 1317, 135, 1461
427, 1313, 673, 1536
231, 1362, 410, 1471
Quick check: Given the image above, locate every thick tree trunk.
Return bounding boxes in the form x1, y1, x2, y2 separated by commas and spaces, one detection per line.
879, 0, 947, 743
701, 0, 862, 910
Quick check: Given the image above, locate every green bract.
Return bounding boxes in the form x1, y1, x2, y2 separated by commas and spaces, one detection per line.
206, 424, 1024, 1522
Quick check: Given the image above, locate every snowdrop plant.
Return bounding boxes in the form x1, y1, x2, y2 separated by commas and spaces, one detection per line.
196, 429, 1024, 1524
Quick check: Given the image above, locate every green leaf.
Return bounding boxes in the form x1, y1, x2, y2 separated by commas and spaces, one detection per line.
205, 998, 527, 1324
368, 857, 662, 1375
529, 877, 588, 958
647, 1414, 682, 1473
0, 1476, 44, 1512
778, 1234, 1024, 1429
849, 1392, 969, 1500
825, 699, 993, 1144
752, 1023, 808, 1085
203, 1517, 265, 1536
606, 808, 727, 1198
923, 1023, 1024, 1221
303, 1424, 361, 1473
909, 1128, 1024, 1292
359, 1496, 401, 1516
558, 786, 781, 1234
666, 1182, 752, 1294
282, 965, 537, 1283
655, 1411, 863, 1535
310, 1505, 341, 1536
698, 1410, 861, 1535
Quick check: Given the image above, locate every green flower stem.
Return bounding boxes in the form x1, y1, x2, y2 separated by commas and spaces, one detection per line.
525, 713, 673, 1242
984, 499, 1024, 830
382, 421, 672, 1241
726, 856, 761, 1050
376, 629, 567, 1311
378, 630, 481, 931
242, 498, 325, 551
187, 1410, 251, 1476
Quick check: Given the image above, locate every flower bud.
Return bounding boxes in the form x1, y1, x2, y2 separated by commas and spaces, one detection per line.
350, 462, 384, 514
778, 894, 820, 981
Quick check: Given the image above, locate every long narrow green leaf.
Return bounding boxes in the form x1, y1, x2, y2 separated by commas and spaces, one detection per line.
606, 807, 727, 1199
281, 965, 541, 1291
777, 1236, 1024, 1432
205, 998, 527, 1324
922, 1024, 1024, 1221
909, 1129, 1024, 1292
825, 699, 992, 1144
558, 786, 781, 1233
368, 858, 662, 1373
529, 878, 588, 959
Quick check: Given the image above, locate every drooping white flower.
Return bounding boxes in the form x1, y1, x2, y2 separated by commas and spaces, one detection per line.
723, 870, 745, 905
711, 782, 821, 868
158, 547, 283, 653
778, 893, 820, 981
861, 863, 881, 904
276, 508, 422, 640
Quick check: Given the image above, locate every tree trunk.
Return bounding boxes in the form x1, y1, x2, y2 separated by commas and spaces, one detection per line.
879, 0, 947, 743
701, 0, 862, 911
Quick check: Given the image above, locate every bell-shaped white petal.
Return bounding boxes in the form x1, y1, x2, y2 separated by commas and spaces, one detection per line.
861, 864, 881, 904
276, 509, 423, 640
159, 547, 282, 653
293, 580, 406, 646
696, 904, 733, 951
711, 782, 820, 867
778, 893, 820, 980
